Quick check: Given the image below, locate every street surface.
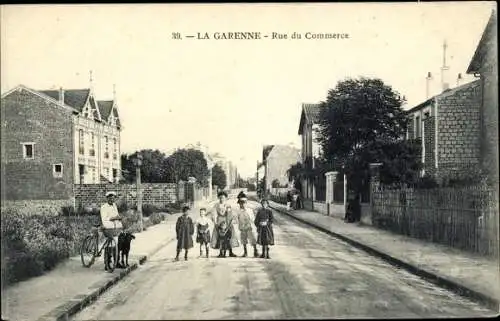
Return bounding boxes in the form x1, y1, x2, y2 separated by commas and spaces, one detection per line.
72, 200, 494, 319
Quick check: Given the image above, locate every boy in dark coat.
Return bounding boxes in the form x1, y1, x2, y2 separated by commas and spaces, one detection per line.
175, 205, 195, 261
254, 199, 275, 259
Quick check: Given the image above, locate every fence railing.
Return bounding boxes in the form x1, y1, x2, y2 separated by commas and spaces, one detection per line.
371, 184, 499, 257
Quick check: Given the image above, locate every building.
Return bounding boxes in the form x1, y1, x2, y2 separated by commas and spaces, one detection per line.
262, 144, 301, 192
407, 10, 497, 182
298, 103, 324, 199
466, 9, 498, 183
406, 79, 482, 179
1, 80, 122, 204
211, 153, 238, 190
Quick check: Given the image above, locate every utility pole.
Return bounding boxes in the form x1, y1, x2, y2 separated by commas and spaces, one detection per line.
135, 153, 144, 231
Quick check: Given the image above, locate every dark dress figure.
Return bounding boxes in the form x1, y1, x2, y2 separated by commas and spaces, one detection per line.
196, 222, 211, 244
216, 221, 232, 257
175, 214, 194, 261
254, 207, 275, 259
196, 219, 211, 258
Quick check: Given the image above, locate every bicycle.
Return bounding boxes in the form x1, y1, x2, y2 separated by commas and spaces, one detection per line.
80, 218, 122, 272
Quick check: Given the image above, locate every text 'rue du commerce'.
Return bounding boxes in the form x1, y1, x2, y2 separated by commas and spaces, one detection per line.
176, 32, 349, 40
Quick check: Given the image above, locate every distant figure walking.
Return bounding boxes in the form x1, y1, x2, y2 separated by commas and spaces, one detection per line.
254, 199, 275, 259
195, 207, 211, 258
175, 205, 194, 261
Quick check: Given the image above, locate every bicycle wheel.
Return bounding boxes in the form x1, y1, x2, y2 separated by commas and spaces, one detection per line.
105, 238, 118, 273
81, 235, 97, 267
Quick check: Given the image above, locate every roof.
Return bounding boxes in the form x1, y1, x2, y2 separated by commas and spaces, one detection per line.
298, 103, 323, 135
3, 84, 121, 129
406, 79, 481, 114
98, 100, 114, 120
38, 89, 90, 111
467, 10, 497, 74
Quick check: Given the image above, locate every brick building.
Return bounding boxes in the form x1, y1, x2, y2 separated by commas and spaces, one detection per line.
262, 144, 301, 192
1, 81, 122, 205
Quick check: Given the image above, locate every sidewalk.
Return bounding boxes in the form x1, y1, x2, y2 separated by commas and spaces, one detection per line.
1, 199, 216, 321
269, 200, 500, 311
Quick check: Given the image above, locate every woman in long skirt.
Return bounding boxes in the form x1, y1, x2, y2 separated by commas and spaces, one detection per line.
254, 198, 275, 259
210, 191, 238, 257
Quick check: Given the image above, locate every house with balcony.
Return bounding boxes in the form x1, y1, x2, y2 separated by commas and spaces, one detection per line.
1, 79, 122, 208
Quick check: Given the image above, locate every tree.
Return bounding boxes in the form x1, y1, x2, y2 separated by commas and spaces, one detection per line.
316, 77, 422, 203
212, 163, 227, 190
121, 149, 169, 183
164, 148, 210, 186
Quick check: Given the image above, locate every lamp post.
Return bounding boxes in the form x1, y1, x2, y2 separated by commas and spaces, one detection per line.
134, 153, 143, 231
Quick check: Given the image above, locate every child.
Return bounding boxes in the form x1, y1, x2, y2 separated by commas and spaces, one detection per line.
254, 198, 275, 259
175, 205, 195, 261
195, 208, 211, 258
237, 194, 259, 257
217, 220, 231, 258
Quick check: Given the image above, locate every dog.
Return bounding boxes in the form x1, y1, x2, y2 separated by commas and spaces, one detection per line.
117, 231, 135, 268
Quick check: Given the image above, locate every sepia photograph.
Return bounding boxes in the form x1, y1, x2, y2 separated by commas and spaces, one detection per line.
0, 2, 498, 320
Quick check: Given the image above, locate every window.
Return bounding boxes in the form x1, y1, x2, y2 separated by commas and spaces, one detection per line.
104, 136, 109, 159
22, 143, 35, 159
90, 166, 96, 183
53, 164, 63, 178
79, 129, 85, 155
415, 115, 421, 139
90, 133, 95, 156
112, 168, 118, 183
113, 138, 117, 160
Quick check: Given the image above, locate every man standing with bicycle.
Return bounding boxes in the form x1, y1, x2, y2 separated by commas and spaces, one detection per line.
100, 191, 123, 271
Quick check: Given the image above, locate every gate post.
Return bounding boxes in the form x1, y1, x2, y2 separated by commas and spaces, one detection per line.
369, 163, 383, 223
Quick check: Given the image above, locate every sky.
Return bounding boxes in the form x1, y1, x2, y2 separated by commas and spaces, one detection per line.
1, 2, 496, 178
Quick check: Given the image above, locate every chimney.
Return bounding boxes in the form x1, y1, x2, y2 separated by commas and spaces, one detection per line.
426, 72, 433, 99
59, 87, 64, 104
456, 73, 463, 87
441, 40, 450, 92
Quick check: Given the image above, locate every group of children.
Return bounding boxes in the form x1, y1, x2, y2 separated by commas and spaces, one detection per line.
174, 192, 274, 261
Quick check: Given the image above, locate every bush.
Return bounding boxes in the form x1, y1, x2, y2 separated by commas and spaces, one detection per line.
150, 212, 163, 225
1, 209, 95, 286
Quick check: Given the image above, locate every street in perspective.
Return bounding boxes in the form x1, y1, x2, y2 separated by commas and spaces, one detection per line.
1, 2, 499, 320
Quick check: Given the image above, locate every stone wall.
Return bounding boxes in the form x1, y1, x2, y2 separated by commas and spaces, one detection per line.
74, 183, 179, 209
437, 81, 482, 178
